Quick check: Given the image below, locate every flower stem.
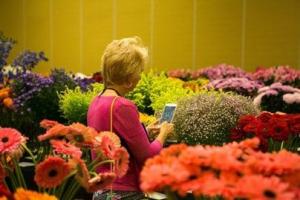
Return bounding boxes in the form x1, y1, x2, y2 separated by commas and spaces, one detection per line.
22, 143, 37, 164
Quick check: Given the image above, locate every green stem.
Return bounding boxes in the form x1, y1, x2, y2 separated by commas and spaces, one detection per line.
164, 188, 178, 200
22, 143, 37, 164
280, 141, 284, 150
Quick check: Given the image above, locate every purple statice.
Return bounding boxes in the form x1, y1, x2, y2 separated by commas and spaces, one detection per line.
11, 72, 53, 109
252, 66, 300, 87
0, 32, 16, 69
74, 77, 95, 91
207, 78, 263, 97
12, 50, 48, 71
199, 64, 251, 80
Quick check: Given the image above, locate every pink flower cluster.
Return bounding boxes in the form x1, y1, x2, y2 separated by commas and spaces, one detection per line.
207, 77, 263, 96
252, 66, 300, 86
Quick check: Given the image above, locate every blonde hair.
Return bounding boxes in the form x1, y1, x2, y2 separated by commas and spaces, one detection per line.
101, 36, 148, 86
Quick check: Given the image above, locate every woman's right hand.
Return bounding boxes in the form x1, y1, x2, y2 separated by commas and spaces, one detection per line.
156, 121, 174, 144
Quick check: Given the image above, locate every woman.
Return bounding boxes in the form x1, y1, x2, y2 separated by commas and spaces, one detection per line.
87, 37, 173, 200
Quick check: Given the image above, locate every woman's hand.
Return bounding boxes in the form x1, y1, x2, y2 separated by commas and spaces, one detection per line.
156, 121, 174, 145
146, 120, 160, 135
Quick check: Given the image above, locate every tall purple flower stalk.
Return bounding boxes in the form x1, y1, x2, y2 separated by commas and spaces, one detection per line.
12, 50, 48, 71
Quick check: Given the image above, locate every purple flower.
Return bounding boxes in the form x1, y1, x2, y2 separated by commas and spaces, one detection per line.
12, 50, 48, 71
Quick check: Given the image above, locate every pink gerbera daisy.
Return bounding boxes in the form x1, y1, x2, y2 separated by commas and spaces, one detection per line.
0, 128, 24, 153
50, 140, 82, 159
100, 136, 116, 159
112, 147, 129, 178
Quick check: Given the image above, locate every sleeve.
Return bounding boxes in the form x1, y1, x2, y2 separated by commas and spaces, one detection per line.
113, 103, 162, 165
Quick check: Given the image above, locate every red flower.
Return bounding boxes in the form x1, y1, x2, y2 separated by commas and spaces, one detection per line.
257, 112, 273, 123
238, 115, 256, 128
0, 128, 24, 153
34, 156, 71, 188
269, 121, 290, 141
229, 128, 244, 140
0, 182, 11, 198
50, 140, 82, 159
100, 136, 116, 159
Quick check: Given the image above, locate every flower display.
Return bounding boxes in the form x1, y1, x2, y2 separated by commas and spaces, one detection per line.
12, 50, 48, 71
252, 65, 300, 87
207, 77, 263, 97
173, 91, 259, 145
0, 121, 130, 200
14, 188, 57, 200
254, 82, 300, 113
140, 138, 300, 199
230, 112, 300, 152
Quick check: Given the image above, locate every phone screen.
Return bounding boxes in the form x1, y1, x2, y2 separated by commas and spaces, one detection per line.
159, 104, 177, 124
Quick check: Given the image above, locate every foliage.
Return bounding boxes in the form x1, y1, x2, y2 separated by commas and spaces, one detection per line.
173, 91, 259, 145
59, 83, 104, 124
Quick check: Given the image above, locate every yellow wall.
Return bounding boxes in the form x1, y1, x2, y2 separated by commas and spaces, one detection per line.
0, 0, 299, 75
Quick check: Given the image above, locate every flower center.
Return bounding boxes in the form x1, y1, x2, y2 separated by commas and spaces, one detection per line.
48, 169, 58, 177
263, 190, 276, 198
1, 137, 9, 143
74, 135, 84, 142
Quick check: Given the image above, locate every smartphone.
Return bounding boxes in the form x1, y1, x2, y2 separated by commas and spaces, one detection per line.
159, 103, 177, 124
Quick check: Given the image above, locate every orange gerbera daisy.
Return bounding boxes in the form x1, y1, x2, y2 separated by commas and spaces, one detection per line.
234, 175, 295, 200
95, 131, 121, 148
67, 123, 98, 147
50, 140, 82, 159
112, 147, 129, 178
87, 172, 116, 192
99, 136, 116, 159
72, 157, 90, 190
14, 188, 57, 200
0, 128, 24, 153
40, 119, 59, 130
34, 156, 71, 188
38, 124, 70, 141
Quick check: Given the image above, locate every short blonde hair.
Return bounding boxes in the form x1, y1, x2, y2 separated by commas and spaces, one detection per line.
101, 36, 148, 86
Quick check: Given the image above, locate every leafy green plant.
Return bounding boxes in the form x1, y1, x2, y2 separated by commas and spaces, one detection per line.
59, 83, 104, 124
173, 91, 259, 145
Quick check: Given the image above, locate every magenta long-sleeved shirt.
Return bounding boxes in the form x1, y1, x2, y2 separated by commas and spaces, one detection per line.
87, 95, 162, 191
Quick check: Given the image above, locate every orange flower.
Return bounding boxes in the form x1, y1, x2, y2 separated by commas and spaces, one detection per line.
112, 147, 129, 178
14, 188, 57, 200
50, 140, 82, 159
38, 124, 70, 141
71, 157, 90, 190
34, 156, 71, 188
67, 123, 98, 147
40, 119, 59, 130
0, 91, 9, 100
0, 128, 24, 153
0, 197, 7, 200
87, 172, 116, 192
2, 98, 13, 108
234, 175, 295, 200
95, 131, 121, 148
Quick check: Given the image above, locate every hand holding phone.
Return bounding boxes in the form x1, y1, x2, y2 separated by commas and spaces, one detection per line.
159, 103, 177, 124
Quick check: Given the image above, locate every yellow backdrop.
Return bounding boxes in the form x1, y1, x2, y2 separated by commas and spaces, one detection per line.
0, 0, 299, 75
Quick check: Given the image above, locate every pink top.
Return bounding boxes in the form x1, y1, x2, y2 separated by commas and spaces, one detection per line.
87, 96, 162, 191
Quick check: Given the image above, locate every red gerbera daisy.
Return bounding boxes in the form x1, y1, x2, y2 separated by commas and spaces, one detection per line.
50, 140, 82, 159
269, 121, 290, 141
112, 147, 129, 178
87, 172, 116, 192
40, 119, 59, 130
0, 128, 24, 153
34, 156, 71, 188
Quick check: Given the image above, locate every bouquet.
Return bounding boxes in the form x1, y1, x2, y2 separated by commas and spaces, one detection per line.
0, 120, 129, 200
141, 138, 300, 200
230, 112, 300, 152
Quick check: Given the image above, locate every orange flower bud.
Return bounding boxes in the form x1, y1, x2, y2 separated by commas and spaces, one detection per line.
3, 97, 13, 108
